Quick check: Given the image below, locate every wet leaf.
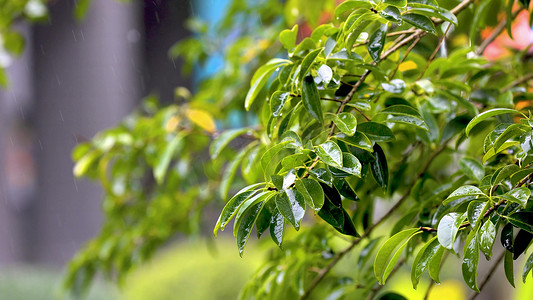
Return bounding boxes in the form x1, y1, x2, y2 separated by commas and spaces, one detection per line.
302, 75, 324, 123
462, 229, 480, 292
270, 212, 285, 248
368, 23, 388, 62
443, 185, 486, 205
479, 219, 496, 260
358, 122, 395, 142
508, 212, 533, 233
335, 132, 373, 152
295, 178, 324, 211
465, 108, 522, 136
245, 59, 290, 110
437, 212, 466, 250
401, 13, 437, 35
316, 140, 343, 168
270, 91, 291, 117
275, 190, 306, 230
459, 158, 484, 183
333, 112, 357, 136
505, 250, 515, 287
371, 144, 389, 189
411, 236, 442, 289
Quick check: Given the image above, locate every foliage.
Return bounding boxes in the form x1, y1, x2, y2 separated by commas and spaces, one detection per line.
5, 0, 533, 298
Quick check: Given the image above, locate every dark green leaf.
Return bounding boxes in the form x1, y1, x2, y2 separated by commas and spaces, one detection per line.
407, 7, 458, 25
237, 201, 265, 256
505, 250, 515, 287
513, 229, 533, 260
270, 212, 285, 248
335, 132, 373, 152
401, 13, 437, 35
358, 122, 395, 142
255, 202, 274, 238
459, 158, 485, 183
318, 188, 344, 229
302, 75, 324, 123
378, 292, 407, 300
501, 223, 515, 252
337, 209, 359, 237
428, 246, 445, 283
371, 144, 389, 189
333, 178, 359, 201
368, 23, 388, 62
295, 178, 325, 211
508, 212, 533, 233
310, 168, 334, 186
233, 191, 276, 237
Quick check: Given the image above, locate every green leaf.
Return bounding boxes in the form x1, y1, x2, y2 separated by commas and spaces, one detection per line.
233, 191, 276, 237
371, 144, 389, 189
335, 152, 362, 177
482, 141, 520, 164
513, 230, 533, 260
333, 112, 357, 136
523, 252, 533, 283
386, 115, 429, 131
459, 158, 485, 183
467, 201, 487, 228
493, 124, 530, 152
335, 0, 372, 18
3, 31, 25, 56
462, 229, 480, 292
270, 212, 285, 248
428, 246, 445, 283
501, 223, 514, 252
299, 48, 323, 81
407, 7, 458, 25
401, 13, 437, 35
358, 122, 395, 142
368, 23, 388, 62
443, 185, 486, 205
411, 236, 442, 289
318, 184, 344, 229
237, 201, 265, 256
255, 201, 274, 238
270, 91, 291, 117
378, 292, 407, 300
508, 212, 533, 233
261, 140, 292, 172
316, 140, 343, 168
74, 0, 92, 21
492, 164, 520, 186
338, 209, 359, 237
511, 168, 533, 187
279, 24, 298, 50
302, 75, 324, 123
333, 178, 359, 201
154, 133, 184, 184
380, 6, 402, 23
505, 250, 515, 287
275, 190, 306, 230
295, 178, 324, 211
384, 0, 407, 7
374, 228, 421, 284
213, 184, 263, 236
220, 142, 256, 199
336, 132, 373, 152
479, 219, 496, 260
437, 212, 466, 249
382, 79, 406, 94
380, 105, 423, 118
317, 64, 333, 84
502, 187, 531, 208
465, 108, 522, 136
210, 128, 250, 159
245, 59, 290, 110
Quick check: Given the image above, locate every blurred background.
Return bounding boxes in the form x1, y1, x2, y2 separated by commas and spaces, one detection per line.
1, 0, 533, 299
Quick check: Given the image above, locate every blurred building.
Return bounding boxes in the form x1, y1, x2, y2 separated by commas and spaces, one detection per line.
0, 0, 192, 266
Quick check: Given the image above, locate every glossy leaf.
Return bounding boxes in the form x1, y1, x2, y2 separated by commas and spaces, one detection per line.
261, 140, 291, 172
310, 168, 334, 186
233, 191, 276, 237
467, 201, 487, 228
245, 59, 290, 110
237, 201, 265, 256
380, 6, 402, 23
371, 144, 389, 189
270, 91, 291, 117
437, 212, 466, 250
384, 0, 407, 7
270, 212, 285, 248
465, 108, 522, 136
407, 7, 458, 25
317, 64, 333, 84
513, 229, 533, 260
358, 122, 395, 142
502, 187, 530, 208
401, 13, 437, 35
505, 250, 515, 287
368, 24, 388, 62
479, 219, 496, 260
302, 75, 324, 123
333, 178, 359, 201
411, 236, 441, 289
501, 223, 514, 252
299, 48, 322, 81
428, 246, 445, 283
318, 187, 344, 229
462, 229, 480, 292
295, 178, 324, 211
382, 79, 406, 94
316, 141, 343, 168
334, 0, 372, 18
275, 190, 305, 230
508, 212, 533, 233
214, 185, 263, 236
378, 292, 407, 300
374, 228, 421, 284
336, 132, 373, 152
333, 112, 357, 136
443, 185, 486, 205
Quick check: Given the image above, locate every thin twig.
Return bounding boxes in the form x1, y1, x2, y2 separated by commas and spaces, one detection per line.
469, 250, 506, 300
389, 35, 421, 79
424, 280, 435, 300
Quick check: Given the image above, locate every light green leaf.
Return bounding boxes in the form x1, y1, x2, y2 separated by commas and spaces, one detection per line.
214, 190, 256, 237
479, 219, 496, 260
279, 24, 298, 50
374, 228, 421, 284
437, 212, 466, 249
335, 0, 372, 18
429, 246, 445, 283
220, 142, 256, 199
462, 229, 480, 292
245, 59, 290, 110
459, 158, 484, 183
380, 6, 402, 23
384, 0, 407, 7
407, 7, 458, 25
467, 200, 487, 228
261, 140, 292, 172
316, 141, 343, 168
465, 108, 523, 136
335, 132, 373, 152
443, 185, 486, 205
502, 187, 531, 208
154, 133, 185, 184
270, 91, 291, 117
299, 48, 322, 81
210, 128, 250, 159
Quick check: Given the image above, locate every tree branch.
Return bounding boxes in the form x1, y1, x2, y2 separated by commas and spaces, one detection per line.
476, 8, 524, 56
502, 73, 533, 93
